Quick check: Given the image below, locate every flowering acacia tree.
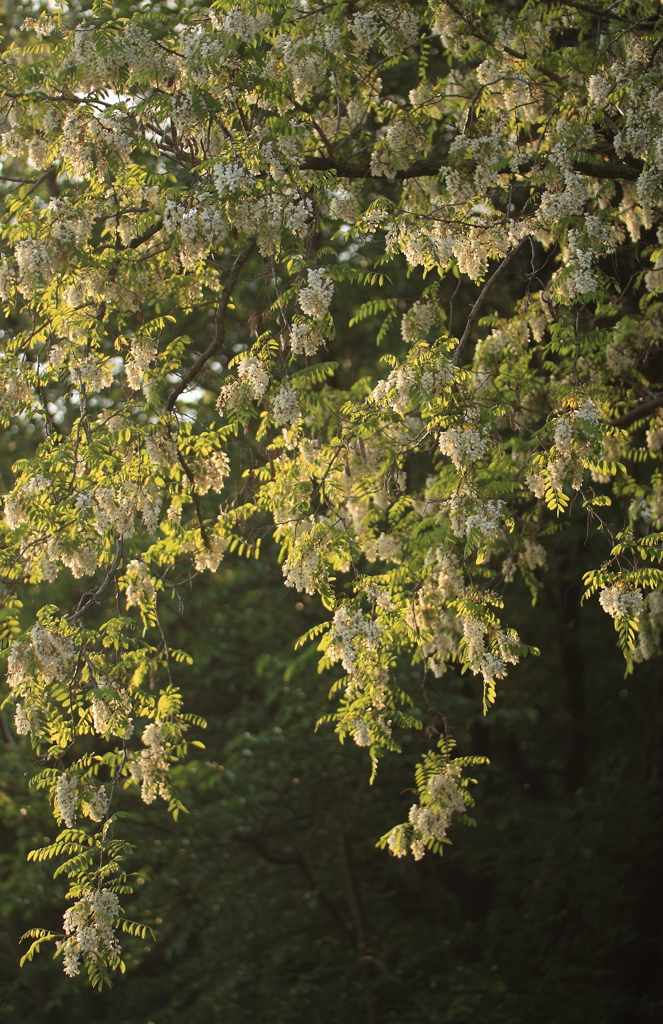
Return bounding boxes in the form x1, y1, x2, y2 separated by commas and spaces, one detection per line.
3, 0, 663, 984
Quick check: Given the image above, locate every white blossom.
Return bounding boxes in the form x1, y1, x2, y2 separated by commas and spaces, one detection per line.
237, 356, 269, 400
298, 268, 334, 320
55, 774, 77, 828
124, 560, 156, 609
438, 428, 489, 470
88, 786, 109, 823
195, 451, 230, 494
129, 722, 169, 805
272, 383, 300, 425
31, 624, 75, 684
289, 322, 324, 357
401, 301, 435, 342
599, 587, 643, 620
14, 703, 30, 735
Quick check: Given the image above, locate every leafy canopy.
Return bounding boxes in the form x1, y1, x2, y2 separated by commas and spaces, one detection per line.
2, 0, 663, 984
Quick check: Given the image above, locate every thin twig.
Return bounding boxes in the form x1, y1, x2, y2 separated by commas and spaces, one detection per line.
166, 237, 256, 411
453, 237, 529, 367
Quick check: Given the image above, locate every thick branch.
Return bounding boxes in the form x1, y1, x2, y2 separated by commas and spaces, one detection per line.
607, 393, 663, 427
128, 218, 164, 250
166, 236, 256, 412
573, 158, 640, 181
453, 237, 530, 367
300, 155, 641, 182
301, 156, 444, 179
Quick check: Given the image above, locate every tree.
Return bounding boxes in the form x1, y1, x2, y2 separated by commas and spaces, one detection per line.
2, 0, 663, 987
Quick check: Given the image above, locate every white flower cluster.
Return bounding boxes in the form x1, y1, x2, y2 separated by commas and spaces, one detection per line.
647, 425, 663, 452
91, 697, 112, 735
351, 8, 418, 56
125, 340, 157, 391
328, 606, 380, 675
431, 764, 466, 808
351, 716, 372, 747
210, 6, 272, 41
372, 367, 414, 415
419, 359, 454, 397
401, 301, 435, 342
193, 533, 229, 573
598, 587, 643, 620
6, 641, 31, 691
90, 686, 133, 740
273, 37, 325, 103
3, 473, 49, 529
238, 356, 269, 399
298, 269, 333, 320
407, 579, 460, 678
364, 532, 402, 563
563, 231, 599, 299
438, 428, 489, 470
408, 804, 451, 854
400, 766, 470, 860
124, 560, 156, 610
87, 785, 109, 823
633, 591, 663, 661
430, 548, 463, 598
0, 374, 34, 417
14, 239, 56, 297
195, 451, 230, 494
282, 550, 318, 594
93, 487, 136, 538
31, 624, 75, 684
163, 201, 227, 267
55, 774, 77, 828
58, 889, 120, 978
329, 187, 359, 223
3, 494, 26, 529
588, 74, 612, 108
538, 172, 587, 225
145, 434, 178, 466
129, 722, 169, 805
289, 322, 324, 357
462, 618, 519, 688
77, 358, 114, 394
272, 383, 300, 425
60, 545, 98, 579
525, 469, 546, 498
14, 703, 30, 735
386, 824, 408, 858
0, 258, 15, 299
522, 539, 547, 571
213, 160, 254, 197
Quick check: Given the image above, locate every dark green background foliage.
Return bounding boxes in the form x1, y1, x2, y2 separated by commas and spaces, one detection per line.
1, 521, 661, 1023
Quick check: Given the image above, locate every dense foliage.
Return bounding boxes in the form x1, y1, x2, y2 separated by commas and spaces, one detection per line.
0, 0, 662, 1006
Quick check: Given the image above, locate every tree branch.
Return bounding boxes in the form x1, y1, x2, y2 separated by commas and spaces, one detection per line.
453, 237, 530, 367
238, 834, 355, 944
300, 155, 640, 182
166, 236, 256, 412
607, 393, 663, 427
128, 219, 164, 250
70, 539, 123, 622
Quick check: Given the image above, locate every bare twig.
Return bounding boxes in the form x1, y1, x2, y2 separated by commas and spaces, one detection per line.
166, 237, 256, 411
70, 540, 123, 622
453, 237, 529, 367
